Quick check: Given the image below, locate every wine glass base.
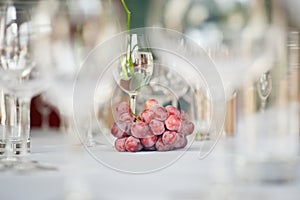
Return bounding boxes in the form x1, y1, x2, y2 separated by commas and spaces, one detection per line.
84, 139, 96, 147
194, 132, 210, 141
0, 140, 30, 155
0, 156, 58, 172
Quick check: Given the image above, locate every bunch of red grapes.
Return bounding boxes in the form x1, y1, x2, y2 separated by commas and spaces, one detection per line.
111, 99, 194, 152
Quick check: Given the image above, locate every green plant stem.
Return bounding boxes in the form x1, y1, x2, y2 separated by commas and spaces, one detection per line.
120, 0, 134, 80
121, 0, 131, 31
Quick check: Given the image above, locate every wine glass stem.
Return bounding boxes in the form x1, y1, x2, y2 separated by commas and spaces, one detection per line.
260, 98, 267, 113
130, 93, 137, 114
84, 111, 95, 147
17, 97, 31, 155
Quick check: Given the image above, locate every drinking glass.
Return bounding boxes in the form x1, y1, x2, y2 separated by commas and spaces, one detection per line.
0, 1, 54, 171
235, 30, 300, 183
35, 0, 119, 147
236, 81, 299, 182
112, 33, 154, 114
34, 0, 85, 135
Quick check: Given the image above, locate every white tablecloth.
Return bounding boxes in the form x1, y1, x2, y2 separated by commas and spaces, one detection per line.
0, 129, 299, 200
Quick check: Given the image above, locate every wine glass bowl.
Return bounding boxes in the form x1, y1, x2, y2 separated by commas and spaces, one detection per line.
113, 33, 154, 114
118, 51, 153, 94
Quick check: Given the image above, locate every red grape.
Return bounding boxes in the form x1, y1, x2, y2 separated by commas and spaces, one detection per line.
178, 120, 194, 135
118, 121, 131, 133
154, 107, 169, 121
125, 136, 143, 152
149, 119, 165, 135
165, 105, 180, 118
180, 136, 188, 148
155, 137, 174, 151
162, 131, 178, 145
116, 102, 130, 115
131, 121, 152, 138
140, 109, 155, 123
115, 137, 128, 152
173, 134, 188, 149
140, 135, 158, 148
145, 98, 159, 110
118, 112, 134, 122
111, 121, 129, 138
165, 115, 181, 131
112, 98, 194, 152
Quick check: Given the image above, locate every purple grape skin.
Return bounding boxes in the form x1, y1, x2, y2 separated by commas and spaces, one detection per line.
165, 105, 180, 118
173, 134, 188, 149
118, 112, 134, 122
125, 136, 143, 152
140, 135, 158, 148
116, 102, 131, 115
140, 109, 155, 123
131, 121, 152, 138
111, 122, 129, 138
112, 99, 193, 152
149, 119, 165, 135
153, 107, 169, 121
165, 115, 181, 131
178, 120, 194, 135
162, 131, 178, 145
115, 137, 128, 152
155, 137, 174, 151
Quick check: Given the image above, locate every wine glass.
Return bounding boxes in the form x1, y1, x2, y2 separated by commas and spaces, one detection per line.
256, 72, 272, 112
35, 0, 119, 147
113, 33, 154, 114
0, 1, 55, 171
74, 27, 226, 173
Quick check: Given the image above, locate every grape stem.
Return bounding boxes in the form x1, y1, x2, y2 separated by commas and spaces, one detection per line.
130, 93, 137, 114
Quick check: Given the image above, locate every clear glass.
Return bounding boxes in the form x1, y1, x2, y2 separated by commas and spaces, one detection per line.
113, 33, 154, 114
73, 27, 226, 173
0, 1, 54, 171
35, 0, 119, 148
147, 0, 250, 140
236, 83, 299, 183
236, 30, 299, 183
0, 3, 33, 159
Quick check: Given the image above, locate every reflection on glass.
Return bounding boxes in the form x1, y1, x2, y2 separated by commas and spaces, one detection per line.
0, 1, 55, 172
113, 33, 153, 114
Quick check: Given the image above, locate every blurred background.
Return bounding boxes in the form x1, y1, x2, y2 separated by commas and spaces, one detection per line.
29, 0, 299, 137
0, 0, 299, 197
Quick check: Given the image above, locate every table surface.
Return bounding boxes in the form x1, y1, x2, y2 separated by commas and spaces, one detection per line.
0, 129, 300, 200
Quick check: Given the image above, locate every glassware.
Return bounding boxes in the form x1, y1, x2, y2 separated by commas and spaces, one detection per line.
0, 2, 34, 158
113, 33, 154, 114
35, 0, 119, 147
73, 27, 226, 173
147, 0, 251, 140
35, 0, 87, 136
256, 72, 272, 112
236, 80, 299, 182
0, 1, 55, 171
235, 17, 299, 182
